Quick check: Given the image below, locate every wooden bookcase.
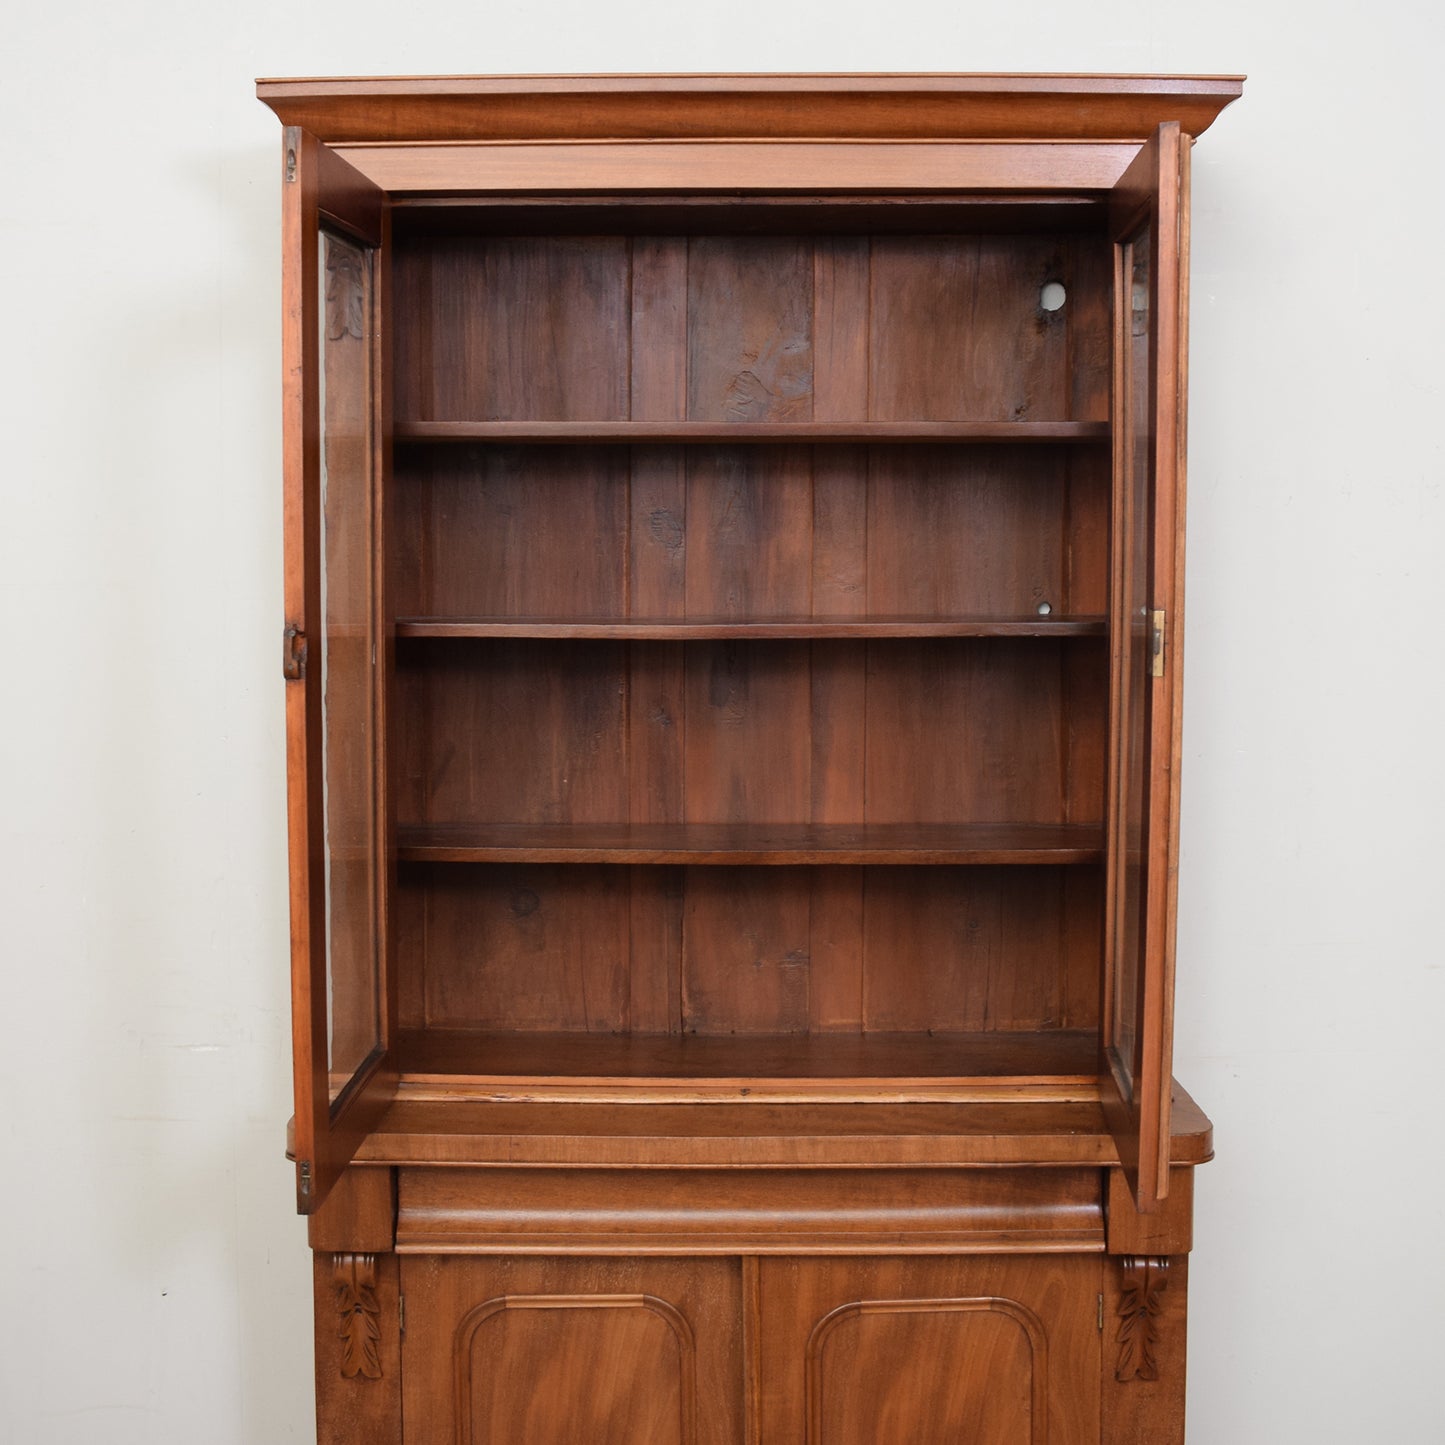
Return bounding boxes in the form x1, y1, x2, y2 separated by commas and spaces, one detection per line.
260, 73, 1242, 1445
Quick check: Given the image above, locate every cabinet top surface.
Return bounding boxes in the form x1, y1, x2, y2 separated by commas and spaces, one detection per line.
256, 72, 1244, 146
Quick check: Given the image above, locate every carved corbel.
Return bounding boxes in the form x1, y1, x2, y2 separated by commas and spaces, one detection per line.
332, 1252, 383, 1380
1115, 1255, 1170, 1383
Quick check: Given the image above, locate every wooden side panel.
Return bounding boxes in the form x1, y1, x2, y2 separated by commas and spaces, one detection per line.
313, 1252, 402, 1445
758, 1255, 1101, 1445
400, 1255, 742, 1445
1101, 1256, 1190, 1445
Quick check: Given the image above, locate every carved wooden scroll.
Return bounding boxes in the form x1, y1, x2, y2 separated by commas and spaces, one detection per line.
333, 1252, 383, 1380
1115, 1255, 1169, 1383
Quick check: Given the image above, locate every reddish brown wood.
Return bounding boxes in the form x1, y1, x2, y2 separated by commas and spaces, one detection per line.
395, 821, 1104, 864
266, 74, 1237, 1445
333, 140, 1144, 195
394, 1028, 1099, 1089
1100, 122, 1190, 1211
312, 1251, 402, 1445
394, 1167, 1104, 1255
256, 72, 1245, 146
400, 1256, 742, 1445
354, 1088, 1213, 1169
1102, 1257, 1190, 1444
395, 419, 1109, 442
395, 617, 1107, 639
308, 1166, 396, 1253
282, 128, 394, 1216
756, 1255, 1102, 1445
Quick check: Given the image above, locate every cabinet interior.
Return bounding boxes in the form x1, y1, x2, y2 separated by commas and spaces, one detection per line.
385, 198, 1115, 1094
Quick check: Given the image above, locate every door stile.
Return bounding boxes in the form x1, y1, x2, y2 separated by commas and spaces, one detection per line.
282, 125, 395, 1213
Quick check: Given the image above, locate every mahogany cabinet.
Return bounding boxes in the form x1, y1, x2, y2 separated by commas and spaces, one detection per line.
259, 73, 1242, 1444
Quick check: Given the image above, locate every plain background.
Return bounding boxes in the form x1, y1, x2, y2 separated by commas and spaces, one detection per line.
3, 3, 1442, 1441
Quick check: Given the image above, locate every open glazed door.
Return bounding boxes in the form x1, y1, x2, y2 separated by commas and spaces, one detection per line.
1103, 122, 1191, 1212
281, 128, 395, 1213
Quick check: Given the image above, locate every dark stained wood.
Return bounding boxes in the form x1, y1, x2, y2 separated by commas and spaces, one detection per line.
411, 864, 631, 1032
393, 235, 630, 424
396, 821, 1104, 865
396, 418, 1110, 441
862, 867, 1103, 1031
395, 1167, 1104, 1254
395, 616, 1108, 639
394, 1027, 1099, 1089
392, 194, 1112, 237
869, 236, 1070, 422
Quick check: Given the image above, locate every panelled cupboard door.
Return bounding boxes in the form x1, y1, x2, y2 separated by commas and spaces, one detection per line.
757, 1256, 1103, 1445
399, 1256, 744, 1445
1102, 121, 1191, 1212
282, 126, 397, 1214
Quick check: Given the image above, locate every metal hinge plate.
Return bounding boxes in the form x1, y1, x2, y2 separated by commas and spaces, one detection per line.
399, 1294, 406, 1338
283, 624, 307, 681
1149, 609, 1166, 678
298, 1160, 312, 1202
1097, 1292, 1105, 1331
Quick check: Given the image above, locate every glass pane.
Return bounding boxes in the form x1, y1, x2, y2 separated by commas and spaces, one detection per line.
1111, 225, 1153, 1099
318, 229, 380, 1101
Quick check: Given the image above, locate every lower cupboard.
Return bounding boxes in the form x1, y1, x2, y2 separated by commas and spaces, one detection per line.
397, 1253, 1104, 1445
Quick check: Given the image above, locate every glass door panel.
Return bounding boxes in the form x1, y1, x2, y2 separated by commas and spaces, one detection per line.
319, 228, 381, 1099
1104, 123, 1188, 1211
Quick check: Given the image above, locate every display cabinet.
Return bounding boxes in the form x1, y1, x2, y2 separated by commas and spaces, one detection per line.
259, 72, 1242, 1444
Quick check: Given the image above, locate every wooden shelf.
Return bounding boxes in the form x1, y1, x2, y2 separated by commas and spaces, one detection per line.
355, 1081, 1216, 1170
396, 615, 1105, 640
395, 1028, 1099, 1100
397, 822, 1104, 866
395, 420, 1109, 445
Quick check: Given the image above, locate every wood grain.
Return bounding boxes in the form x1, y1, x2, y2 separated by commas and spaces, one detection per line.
257, 72, 1246, 145
400, 1256, 741, 1445
757, 1255, 1101, 1445
394, 1167, 1104, 1254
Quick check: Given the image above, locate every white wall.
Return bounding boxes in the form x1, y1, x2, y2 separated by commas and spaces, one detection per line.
2, 4, 1441, 1441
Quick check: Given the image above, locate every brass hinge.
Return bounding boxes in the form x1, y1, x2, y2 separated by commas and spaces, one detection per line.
283, 623, 307, 681
1149, 609, 1166, 678
285, 144, 297, 184
1098, 1292, 1105, 1331
298, 1160, 312, 1201
399, 1294, 406, 1339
